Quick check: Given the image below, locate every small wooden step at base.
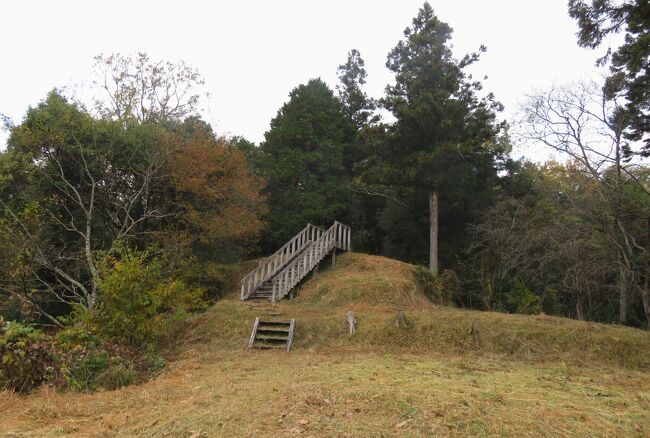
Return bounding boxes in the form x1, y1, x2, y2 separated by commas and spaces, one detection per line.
247, 318, 296, 352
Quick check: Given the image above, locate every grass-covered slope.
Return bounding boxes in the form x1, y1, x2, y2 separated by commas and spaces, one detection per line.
295, 253, 429, 307
185, 253, 650, 369
1, 252, 649, 437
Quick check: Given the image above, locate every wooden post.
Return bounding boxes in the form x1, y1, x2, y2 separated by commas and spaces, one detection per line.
429, 191, 438, 275
271, 281, 277, 303
286, 319, 296, 352
332, 248, 337, 268
247, 317, 260, 351
347, 228, 351, 251
347, 311, 356, 335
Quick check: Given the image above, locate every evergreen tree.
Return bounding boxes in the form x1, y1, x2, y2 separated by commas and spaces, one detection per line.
336, 49, 379, 131
367, 2, 507, 271
260, 79, 354, 250
336, 50, 386, 253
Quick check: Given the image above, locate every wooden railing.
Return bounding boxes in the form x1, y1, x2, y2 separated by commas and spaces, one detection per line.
240, 223, 324, 300
270, 221, 351, 302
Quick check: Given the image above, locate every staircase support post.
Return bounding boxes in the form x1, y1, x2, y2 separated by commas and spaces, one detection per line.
332, 248, 337, 268
247, 317, 260, 351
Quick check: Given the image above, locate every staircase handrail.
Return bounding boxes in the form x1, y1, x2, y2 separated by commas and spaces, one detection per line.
240, 223, 324, 300
270, 221, 351, 302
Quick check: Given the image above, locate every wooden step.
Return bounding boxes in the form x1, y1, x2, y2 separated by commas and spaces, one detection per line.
247, 317, 296, 352
254, 336, 289, 345
259, 320, 290, 327
253, 344, 283, 350
256, 335, 288, 342
257, 329, 289, 336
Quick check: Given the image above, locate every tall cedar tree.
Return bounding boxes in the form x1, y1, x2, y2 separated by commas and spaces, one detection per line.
336, 50, 386, 253
260, 79, 354, 251
369, 2, 506, 271
569, 0, 650, 155
336, 49, 379, 132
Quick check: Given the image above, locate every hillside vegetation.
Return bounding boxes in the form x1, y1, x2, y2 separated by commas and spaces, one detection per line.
2, 253, 649, 437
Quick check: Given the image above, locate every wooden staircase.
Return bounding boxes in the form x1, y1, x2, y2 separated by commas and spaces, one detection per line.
246, 242, 314, 301
241, 221, 351, 302
247, 318, 296, 351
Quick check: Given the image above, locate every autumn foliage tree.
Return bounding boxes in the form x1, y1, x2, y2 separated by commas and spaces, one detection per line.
158, 123, 266, 261
0, 91, 266, 322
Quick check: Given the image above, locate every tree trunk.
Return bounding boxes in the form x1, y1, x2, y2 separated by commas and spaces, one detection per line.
641, 287, 650, 331
618, 267, 627, 325
429, 191, 438, 275
644, 216, 650, 330
576, 300, 584, 321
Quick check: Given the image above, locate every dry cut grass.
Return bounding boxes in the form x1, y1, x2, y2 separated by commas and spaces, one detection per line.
1, 351, 648, 437
2, 252, 649, 437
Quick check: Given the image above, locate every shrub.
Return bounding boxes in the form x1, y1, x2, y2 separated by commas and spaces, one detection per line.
95, 357, 136, 390
0, 321, 57, 392
412, 266, 459, 305
505, 280, 542, 315
96, 244, 206, 346
64, 351, 109, 391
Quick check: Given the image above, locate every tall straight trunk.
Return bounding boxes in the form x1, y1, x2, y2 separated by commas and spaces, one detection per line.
641, 286, 650, 331
644, 216, 650, 330
429, 191, 438, 275
619, 267, 627, 325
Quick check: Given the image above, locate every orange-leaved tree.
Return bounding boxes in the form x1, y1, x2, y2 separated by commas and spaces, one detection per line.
157, 126, 267, 262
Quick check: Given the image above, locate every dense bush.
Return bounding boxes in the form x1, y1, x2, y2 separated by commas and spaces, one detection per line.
0, 321, 57, 392
0, 244, 208, 394
503, 280, 542, 315
64, 351, 135, 391
95, 245, 206, 346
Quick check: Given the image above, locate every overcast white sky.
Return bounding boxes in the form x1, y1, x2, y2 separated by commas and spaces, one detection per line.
0, 0, 612, 155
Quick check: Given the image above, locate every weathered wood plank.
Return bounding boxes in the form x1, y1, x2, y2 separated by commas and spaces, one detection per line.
246, 317, 260, 351
347, 311, 356, 335
286, 319, 296, 352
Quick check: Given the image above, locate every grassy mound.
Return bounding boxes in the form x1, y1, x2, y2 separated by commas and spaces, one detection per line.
173, 253, 650, 370
294, 253, 429, 307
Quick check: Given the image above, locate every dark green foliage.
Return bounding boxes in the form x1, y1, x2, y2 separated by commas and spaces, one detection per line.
362, 2, 507, 267
260, 79, 354, 250
503, 280, 542, 315
569, 0, 650, 154
64, 351, 110, 391
55, 328, 137, 392
336, 49, 379, 132
180, 262, 242, 302
93, 357, 136, 391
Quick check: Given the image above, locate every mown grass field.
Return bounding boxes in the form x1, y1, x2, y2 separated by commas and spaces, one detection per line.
1, 253, 649, 437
